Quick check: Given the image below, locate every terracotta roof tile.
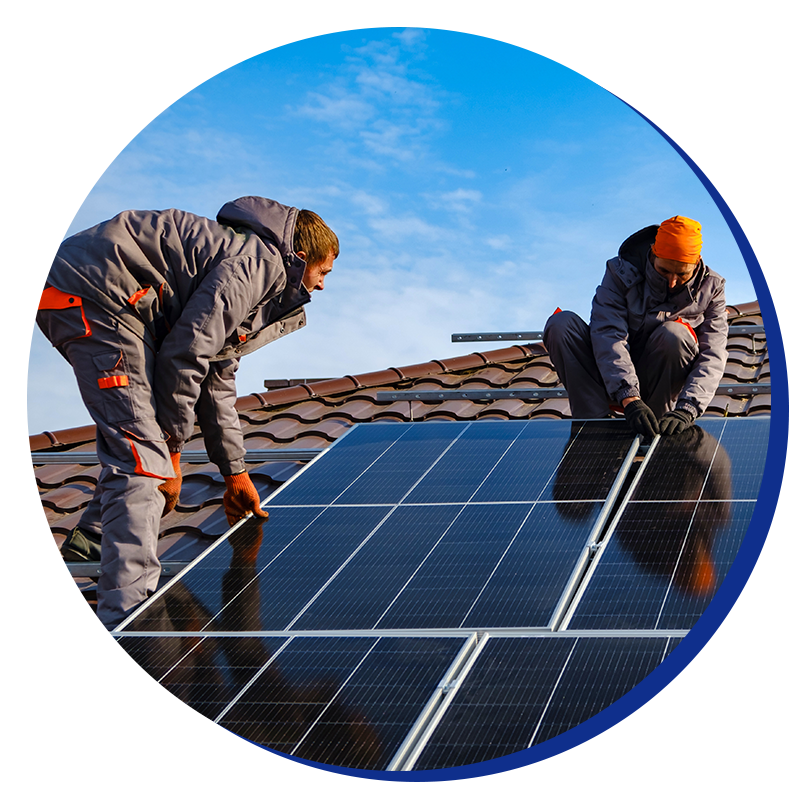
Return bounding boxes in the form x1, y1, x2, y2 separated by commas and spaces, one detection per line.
269, 399, 336, 422
302, 376, 360, 398
345, 368, 404, 387
34, 463, 100, 489
39, 482, 95, 513
394, 360, 446, 380
727, 301, 762, 316
436, 353, 490, 372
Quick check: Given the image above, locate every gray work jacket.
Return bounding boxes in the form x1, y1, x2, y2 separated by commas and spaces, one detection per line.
46, 196, 310, 473
590, 225, 728, 414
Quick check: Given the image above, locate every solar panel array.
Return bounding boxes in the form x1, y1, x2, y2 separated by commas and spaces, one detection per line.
114, 416, 767, 772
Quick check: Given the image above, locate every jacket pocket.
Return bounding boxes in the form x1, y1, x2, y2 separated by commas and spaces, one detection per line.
118, 418, 172, 480
93, 349, 135, 422
37, 286, 92, 346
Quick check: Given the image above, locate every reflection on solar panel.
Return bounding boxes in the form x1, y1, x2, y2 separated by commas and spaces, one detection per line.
565, 417, 768, 631
411, 635, 681, 770
112, 417, 768, 771
28, 635, 465, 770
125, 420, 637, 633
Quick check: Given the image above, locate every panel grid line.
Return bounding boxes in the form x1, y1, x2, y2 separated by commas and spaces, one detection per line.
653, 418, 728, 629
213, 636, 296, 724
369, 422, 534, 630
288, 638, 382, 757
285, 425, 474, 630
458, 422, 599, 628
526, 639, 580, 748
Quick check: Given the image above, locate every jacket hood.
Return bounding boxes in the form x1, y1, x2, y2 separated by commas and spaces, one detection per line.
216, 196, 299, 260
618, 225, 658, 270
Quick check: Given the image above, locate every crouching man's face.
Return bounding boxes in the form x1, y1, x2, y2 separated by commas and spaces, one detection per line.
652, 255, 700, 291
299, 250, 335, 293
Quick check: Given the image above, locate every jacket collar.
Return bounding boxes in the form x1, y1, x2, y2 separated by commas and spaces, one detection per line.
645, 249, 706, 304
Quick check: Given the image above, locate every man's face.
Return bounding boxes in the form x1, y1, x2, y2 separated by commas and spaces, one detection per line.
299, 251, 335, 292
652, 256, 699, 291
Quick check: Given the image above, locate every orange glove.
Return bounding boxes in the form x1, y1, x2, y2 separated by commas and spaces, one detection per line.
158, 452, 182, 516
223, 472, 270, 526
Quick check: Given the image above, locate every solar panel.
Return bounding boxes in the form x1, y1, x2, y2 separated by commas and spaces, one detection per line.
118, 633, 469, 771
409, 635, 680, 770
122, 420, 638, 634
110, 416, 765, 772
565, 417, 768, 631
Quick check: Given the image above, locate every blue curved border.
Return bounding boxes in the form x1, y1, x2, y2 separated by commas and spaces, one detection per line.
242, 96, 788, 783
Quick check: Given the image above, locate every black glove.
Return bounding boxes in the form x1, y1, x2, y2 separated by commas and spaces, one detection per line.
623, 399, 659, 438
658, 408, 695, 436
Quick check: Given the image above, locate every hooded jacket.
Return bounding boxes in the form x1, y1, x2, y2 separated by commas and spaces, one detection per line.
590, 225, 727, 414
47, 196, 311, 473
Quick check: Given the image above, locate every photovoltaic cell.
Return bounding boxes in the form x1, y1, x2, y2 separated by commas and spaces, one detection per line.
126, 420, 637, 634
567, 417, 766, 630
29, 636, 464, 770
632, 417, 768, 502
127, 506, 392, 633
415, 637, 576, 769
273, 423, 412, 506
112, 416, 745, 773
413, 636, 677, 770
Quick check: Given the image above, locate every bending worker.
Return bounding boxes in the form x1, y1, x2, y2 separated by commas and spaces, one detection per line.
543, 216, 727, 437
37, 196, 338, 629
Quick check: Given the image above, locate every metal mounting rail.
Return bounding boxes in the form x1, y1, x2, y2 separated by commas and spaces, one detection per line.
452, 331, 544, 343
32, 448, 324, 466
377, 383, 770, 403
67, 561, 190, 578
378, 388, 567, 402
451, 325, 765, 343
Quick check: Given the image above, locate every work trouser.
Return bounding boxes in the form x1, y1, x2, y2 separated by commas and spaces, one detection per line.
37, 290, 173, 630
542, 310, 698, 419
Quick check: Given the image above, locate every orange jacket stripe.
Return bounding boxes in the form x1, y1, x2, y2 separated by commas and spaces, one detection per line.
674, 316, 699, 343
128, 287, 150, 305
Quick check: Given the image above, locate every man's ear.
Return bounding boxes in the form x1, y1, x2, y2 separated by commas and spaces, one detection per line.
296, 250, 307, 261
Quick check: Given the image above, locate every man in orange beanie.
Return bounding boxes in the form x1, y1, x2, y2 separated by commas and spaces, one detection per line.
543, 216, 727, 437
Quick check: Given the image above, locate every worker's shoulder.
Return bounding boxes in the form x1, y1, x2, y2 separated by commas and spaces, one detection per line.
604, 255, 644, 290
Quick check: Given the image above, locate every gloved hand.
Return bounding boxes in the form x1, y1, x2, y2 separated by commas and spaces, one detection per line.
658, 408, 695, 436
223, 471, 271, 526
158, 451, 182, 516
623, 399, 659, 438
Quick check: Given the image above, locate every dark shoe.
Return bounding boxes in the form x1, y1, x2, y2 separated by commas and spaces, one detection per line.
61, 527, 102, 562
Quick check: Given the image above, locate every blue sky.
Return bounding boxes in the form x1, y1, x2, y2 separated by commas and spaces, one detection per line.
26, 27, 756, 433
